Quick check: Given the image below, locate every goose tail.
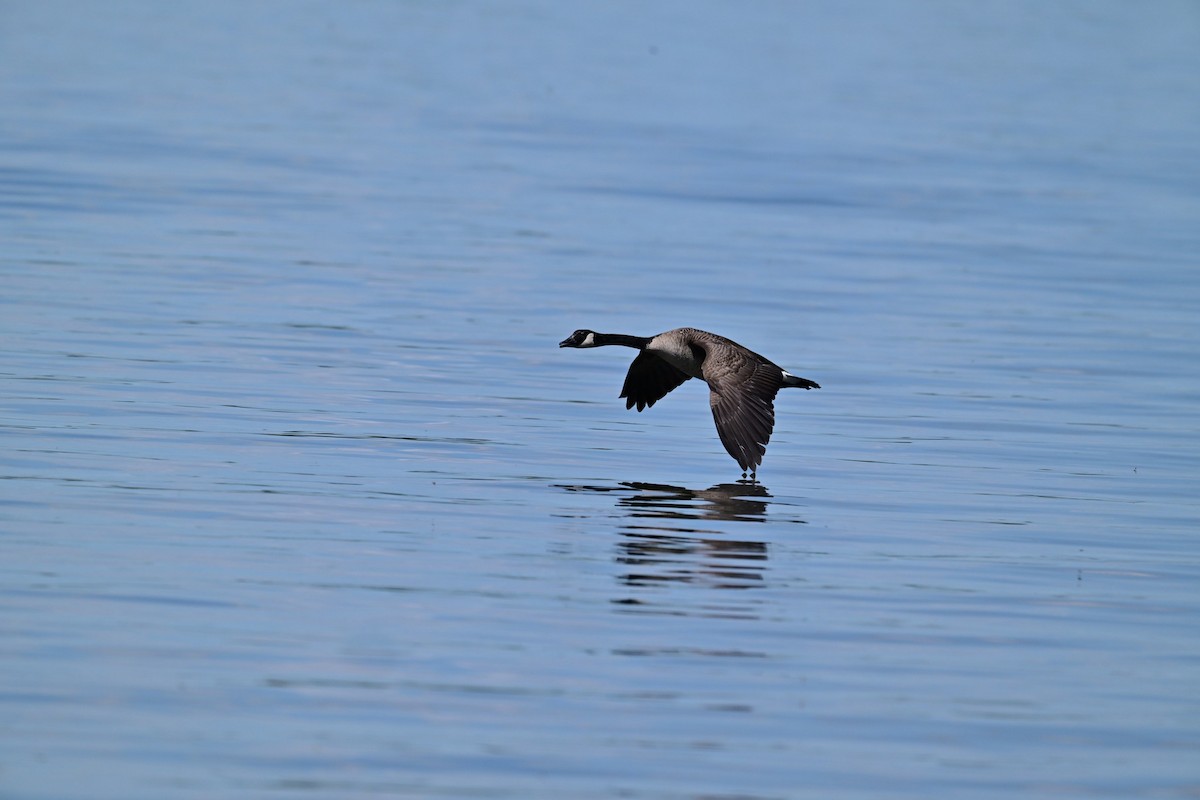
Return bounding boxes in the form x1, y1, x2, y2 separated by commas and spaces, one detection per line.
782, 370, 820, 390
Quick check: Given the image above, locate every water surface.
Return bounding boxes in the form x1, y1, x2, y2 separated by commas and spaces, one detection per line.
2, 2, 1199, 798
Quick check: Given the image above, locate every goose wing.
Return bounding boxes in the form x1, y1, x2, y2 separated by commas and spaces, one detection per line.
707, 357, 784, 472
620, 351, 692, 411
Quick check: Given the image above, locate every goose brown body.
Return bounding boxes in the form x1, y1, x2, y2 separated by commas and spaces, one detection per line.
559, 327, 819, 476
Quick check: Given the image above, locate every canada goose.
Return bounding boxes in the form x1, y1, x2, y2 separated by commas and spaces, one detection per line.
559, 327, 819, 477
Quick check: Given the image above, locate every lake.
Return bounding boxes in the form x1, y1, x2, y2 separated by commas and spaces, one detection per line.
2, 2, 1198, 798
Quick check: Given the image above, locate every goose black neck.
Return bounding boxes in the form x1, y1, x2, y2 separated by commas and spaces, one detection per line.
596, 333, 652, 349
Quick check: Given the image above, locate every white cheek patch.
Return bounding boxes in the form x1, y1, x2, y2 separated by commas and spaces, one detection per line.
582, 332, 596, 346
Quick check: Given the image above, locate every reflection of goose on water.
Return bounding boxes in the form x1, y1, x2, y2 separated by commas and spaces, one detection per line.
618, 482, 770, 523
558, 481, 771, 523
560, 327, 819, 478
557, 482, 804, 603
616, 529, 767, 591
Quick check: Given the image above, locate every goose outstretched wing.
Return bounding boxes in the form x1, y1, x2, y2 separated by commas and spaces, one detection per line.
707, 358, 784, 472
620, 352, 692, 411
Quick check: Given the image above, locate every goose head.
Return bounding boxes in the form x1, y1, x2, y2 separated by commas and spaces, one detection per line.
559, 329, 599, 348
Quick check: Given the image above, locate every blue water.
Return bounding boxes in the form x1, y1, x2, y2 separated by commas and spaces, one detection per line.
3, 2, 1199, 798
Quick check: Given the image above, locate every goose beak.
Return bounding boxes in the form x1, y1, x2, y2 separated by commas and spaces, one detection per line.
558, 337, 572, 347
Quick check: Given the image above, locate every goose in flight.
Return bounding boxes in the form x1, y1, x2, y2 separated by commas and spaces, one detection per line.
559, 327, 819, 477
